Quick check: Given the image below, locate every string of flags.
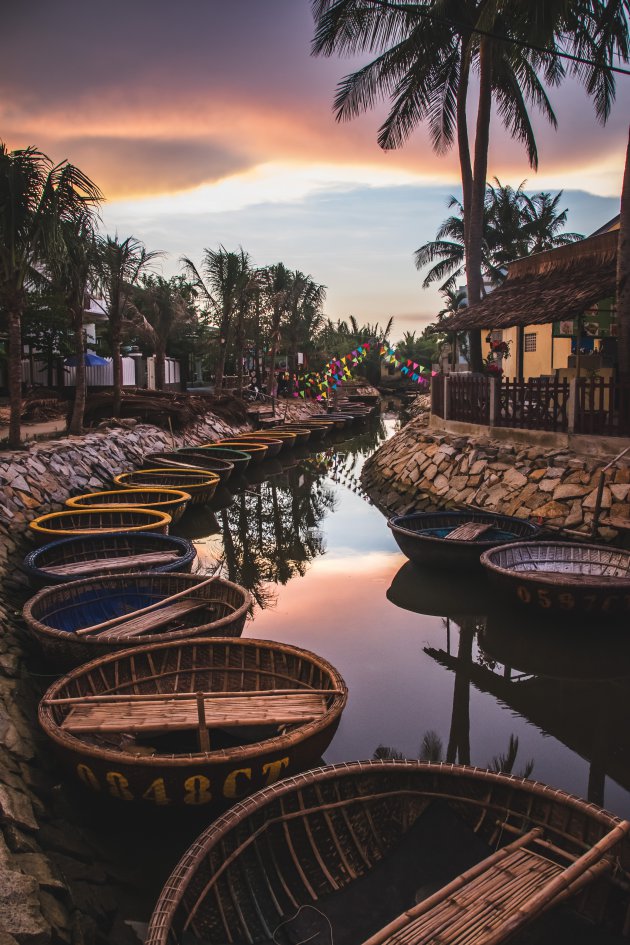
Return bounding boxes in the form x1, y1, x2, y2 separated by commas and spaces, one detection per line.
292, 340, 429, 400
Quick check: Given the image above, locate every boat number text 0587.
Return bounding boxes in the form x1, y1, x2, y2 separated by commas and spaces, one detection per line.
75, 757, 290, 805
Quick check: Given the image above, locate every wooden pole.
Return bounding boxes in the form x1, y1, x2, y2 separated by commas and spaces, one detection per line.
74, 574, 219, 636
196, 692, 210, 752
591, 445, 630, 538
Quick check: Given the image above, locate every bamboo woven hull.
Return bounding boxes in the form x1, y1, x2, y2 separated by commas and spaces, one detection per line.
23, 572, 251, 667
146, 761, 630, 945
214, 441, 268, 464
114, 470, 219, 506
65, 488, 190, 524
388, 512, 541, 570
39, 637, 347, 810
192, 446, 251, 473
29, 508, 171, 545
143, 452, 235, 484
481, 541, 630, 618
272, 426, 312, 444
22, 533, 197, 589
234, 437, 284, 457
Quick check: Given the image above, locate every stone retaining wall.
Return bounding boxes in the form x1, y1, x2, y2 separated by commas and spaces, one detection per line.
0, 402, 317, 944
361, 414, 630, 538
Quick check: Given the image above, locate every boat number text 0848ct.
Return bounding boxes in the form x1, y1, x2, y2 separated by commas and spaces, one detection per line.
75, 757, 291, 805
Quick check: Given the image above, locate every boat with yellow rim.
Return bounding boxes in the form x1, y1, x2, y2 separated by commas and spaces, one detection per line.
65, 487, 191, 523
29, 508, 171, 544
114, 468, 220, 505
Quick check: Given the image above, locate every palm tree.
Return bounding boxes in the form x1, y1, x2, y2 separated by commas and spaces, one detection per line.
181, 246, 252, 393
96, 235, 160, 415
416, 181, 583, 291
312, 1, 627, 370
282, 271, 327, 373
48, 210, 101, 434
521, 190, 584, 254
132, 275, 194, 391
261, 262, 292, 396
0, 144, 101, 447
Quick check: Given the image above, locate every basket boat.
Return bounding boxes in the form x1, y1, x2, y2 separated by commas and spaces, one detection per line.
388, 511, 541, 570
29, 508, 171, 545
300, 419, 334, 435
189, 446, 251, 473
239, 431, 298, 451
272, 425, 312, 444
146, 760, 630, 945
23, 532, 196, 589
23, 572, 251, 666
228, 435, 283, 458
114, 469, 219, 505
311, 413, 348, 429
142, 451, 235, 484
480, 540, 630, 617
39, 637, 347, 809
65, 488, 191, 524
214, 441, 268, 464
284, 421, 329, 440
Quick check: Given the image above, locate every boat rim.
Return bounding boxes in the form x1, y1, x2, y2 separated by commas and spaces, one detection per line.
39, 635, 347, 767
480, 539, 630, 586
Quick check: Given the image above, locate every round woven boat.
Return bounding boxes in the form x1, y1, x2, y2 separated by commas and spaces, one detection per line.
311, 413, 348, 429
146, 760, 630, 945
114, 468, 219, 505
29, 508, 171, 545
282, 421, 328, 440
23, 532, 197, 589
142, 452, 235, 484
228, 435, 283, 458
272, 425, 312, 443
190, 446, 251, 473
65, 487, 191, 523
481, 540, 630, 617
214, 441, 268, 464
23, 572, 251, 666
239, 430, 298, 450
388, 511, 541, 570
39, 637, 347, 809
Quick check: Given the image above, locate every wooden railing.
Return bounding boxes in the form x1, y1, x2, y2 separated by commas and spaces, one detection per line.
431, 374, 630, 438
496, 377, 569, 432
574, 378, 630, 437
448, 374, 490, 424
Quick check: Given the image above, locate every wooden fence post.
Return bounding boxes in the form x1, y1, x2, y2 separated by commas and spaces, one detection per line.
430, 375, 440, 417
488, 377, 498, 426
443, 376, 451, 421
568, 378, 578, 434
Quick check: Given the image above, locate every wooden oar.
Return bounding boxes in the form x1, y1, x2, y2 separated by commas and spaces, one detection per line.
74, 574, 220, 637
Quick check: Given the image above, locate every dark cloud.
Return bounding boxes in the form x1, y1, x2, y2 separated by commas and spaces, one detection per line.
32, 135, 254, 198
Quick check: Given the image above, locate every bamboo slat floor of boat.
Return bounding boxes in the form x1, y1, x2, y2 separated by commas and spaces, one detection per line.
359, 821, 630, 945
44, 550, 180, 576
57, 690, 330, 734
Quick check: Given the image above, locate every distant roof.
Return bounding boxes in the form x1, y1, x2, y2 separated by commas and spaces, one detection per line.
439, 229, 618, 332
588, 215, 620, 238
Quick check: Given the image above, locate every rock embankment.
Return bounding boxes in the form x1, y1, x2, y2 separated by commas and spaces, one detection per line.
0, 402, 316, 944
362, 415, 630, 537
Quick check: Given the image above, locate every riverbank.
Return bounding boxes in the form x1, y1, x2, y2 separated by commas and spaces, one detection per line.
361, 412, 630, 537
0, 400, 319, 944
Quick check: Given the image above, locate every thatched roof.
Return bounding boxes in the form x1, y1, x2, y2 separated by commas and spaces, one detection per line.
440, 229, 618, 332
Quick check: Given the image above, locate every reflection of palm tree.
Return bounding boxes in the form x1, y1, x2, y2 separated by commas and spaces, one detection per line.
488, 734, 534, 780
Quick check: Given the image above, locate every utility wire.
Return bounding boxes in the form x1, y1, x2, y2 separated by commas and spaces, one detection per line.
343, 0, 630, 77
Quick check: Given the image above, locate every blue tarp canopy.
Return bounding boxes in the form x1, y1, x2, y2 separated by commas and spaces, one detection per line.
65, 352, 109, 367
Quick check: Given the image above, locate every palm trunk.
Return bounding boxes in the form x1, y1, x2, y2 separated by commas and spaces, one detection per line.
155, 342, 166, 391
457, 44, 473, 254
617, 126, 630, 381
68, 308, 86, 435
235, 309, 245, 395
466, 37, 493, 373
111, 318, 123, 415
7, 308, 22, 449
214, 316, 230, 393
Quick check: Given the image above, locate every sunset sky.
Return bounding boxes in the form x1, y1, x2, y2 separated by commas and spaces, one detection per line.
2, 0, 628, 335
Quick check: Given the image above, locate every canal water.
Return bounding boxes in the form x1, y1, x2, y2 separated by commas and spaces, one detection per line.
184, 414, 630, 823
45, 411, 630, 932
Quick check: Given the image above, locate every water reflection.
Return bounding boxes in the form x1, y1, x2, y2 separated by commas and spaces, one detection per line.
413, 597, 630, 811
182, 417, 389, 611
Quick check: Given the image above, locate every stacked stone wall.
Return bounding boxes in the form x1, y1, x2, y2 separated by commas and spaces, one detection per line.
362, 415, 630, 538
